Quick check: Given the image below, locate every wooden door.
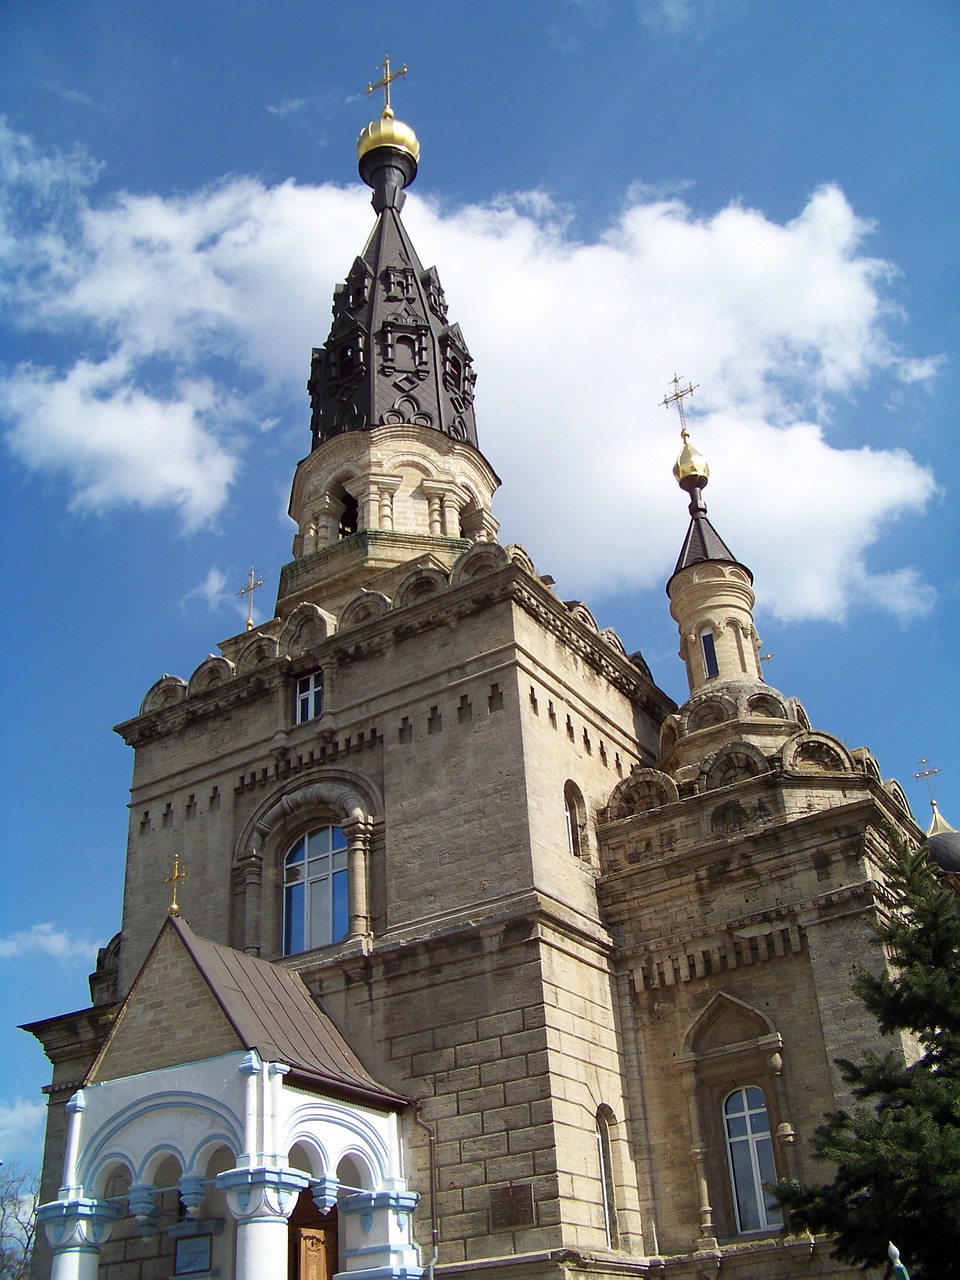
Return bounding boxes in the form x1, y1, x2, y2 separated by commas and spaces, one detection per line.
289, 1190, 338, 1280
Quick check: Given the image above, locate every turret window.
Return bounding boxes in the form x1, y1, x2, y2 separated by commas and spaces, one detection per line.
283, 826, 349, 955
700, 629, 720, 679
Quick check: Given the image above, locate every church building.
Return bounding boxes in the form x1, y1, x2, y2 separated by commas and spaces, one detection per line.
25, 85, 924, 1280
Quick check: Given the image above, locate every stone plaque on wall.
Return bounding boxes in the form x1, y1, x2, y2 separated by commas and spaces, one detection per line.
490, 1183, 534, 1229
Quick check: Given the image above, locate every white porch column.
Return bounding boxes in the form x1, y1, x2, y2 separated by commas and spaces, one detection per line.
218, 1167, 309, 1280
38, 1199, 121, 1280
59, 1091, 85, 1198
239, 1050, 261, 1166
337, 1185, 422, 1280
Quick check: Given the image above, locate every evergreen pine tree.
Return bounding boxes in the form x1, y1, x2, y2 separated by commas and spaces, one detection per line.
776, 840, 960, 1276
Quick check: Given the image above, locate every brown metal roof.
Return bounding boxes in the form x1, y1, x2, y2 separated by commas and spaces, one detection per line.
667, 510, 753, 590
171, 916, 408, 1110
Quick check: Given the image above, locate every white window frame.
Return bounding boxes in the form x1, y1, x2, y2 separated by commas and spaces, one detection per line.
722, 1087, 782, 1234
283, 825, 349, 955
296, 671, 323, 724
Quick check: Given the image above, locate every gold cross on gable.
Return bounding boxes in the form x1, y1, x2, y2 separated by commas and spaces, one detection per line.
165, 853, 187, 916
660, 374, 699, 435
364, 55, 409, 115
237, 567, 264, 632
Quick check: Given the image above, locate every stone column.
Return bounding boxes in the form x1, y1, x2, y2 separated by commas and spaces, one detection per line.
377, 477, 402, 531
343, 815, 372, 939
315, 495, 345, 546
680, 1067, 718, 1250
218, 1167, 310, 1280
356, 481, 379, 533
440, 491, 464, 538
338, 1185, 422, 1279
234, 847, 263, 957
421, 482, 445, 536
38, 1199, 122, 1280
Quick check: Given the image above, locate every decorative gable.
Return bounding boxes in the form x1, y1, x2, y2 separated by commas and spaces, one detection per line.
89, 922, 241, 1084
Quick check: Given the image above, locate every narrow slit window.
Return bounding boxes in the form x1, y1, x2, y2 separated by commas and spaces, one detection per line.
596, 1109, 620, 1248
701, 630, 720, 679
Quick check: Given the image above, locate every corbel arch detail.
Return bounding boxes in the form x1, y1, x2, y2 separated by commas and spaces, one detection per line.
699, 740, 770, 792
338, 591, 392, 630
781, 732, 854, 776
607, 768, 679, 820
140, 675, 187, 716
451, 540, 508, 584
187, 656, 235, 697
235, 632, 280, 675
682, 693, 737, 735
393, 565, 450, 608
279, 603, 336, 658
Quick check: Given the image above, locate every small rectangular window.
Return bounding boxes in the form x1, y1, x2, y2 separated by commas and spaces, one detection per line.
296, 672, 323, 724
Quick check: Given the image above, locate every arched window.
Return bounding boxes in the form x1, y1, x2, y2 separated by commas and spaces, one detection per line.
595, 1108, 620, 1248
283, 826, 349, 955
564, 781, 586, 858
722, 1087, 782, 1233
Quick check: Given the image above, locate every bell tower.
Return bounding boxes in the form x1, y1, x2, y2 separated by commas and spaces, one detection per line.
282, 81, 499, 619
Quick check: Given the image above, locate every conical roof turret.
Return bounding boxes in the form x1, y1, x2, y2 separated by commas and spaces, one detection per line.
662, 383, 763, 694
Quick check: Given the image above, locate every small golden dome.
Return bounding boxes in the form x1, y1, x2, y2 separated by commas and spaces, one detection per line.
673, 429, 710, 490
357, 107, 421, 164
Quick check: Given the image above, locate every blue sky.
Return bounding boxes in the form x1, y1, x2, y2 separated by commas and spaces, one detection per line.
1, 0, 957, 1171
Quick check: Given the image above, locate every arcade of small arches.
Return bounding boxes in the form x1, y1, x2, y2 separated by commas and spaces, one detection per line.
37, 1054, 419, 1280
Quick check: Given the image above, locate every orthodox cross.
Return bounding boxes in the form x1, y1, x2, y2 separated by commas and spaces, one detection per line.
660, 374, 699, 436
165, 852, 187, 917
237, 567, 264, 631
364, 55, 409, 114
913, 758, 940, 803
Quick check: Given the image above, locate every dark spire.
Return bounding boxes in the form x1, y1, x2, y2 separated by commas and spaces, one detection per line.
306, 101, 479, 451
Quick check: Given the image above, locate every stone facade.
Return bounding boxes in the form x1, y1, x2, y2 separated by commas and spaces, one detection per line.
26, 107, 924, 1280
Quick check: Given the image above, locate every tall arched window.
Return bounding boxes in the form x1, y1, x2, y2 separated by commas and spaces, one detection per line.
595, 1108, 620, 1248
564, 781, 586, 859
722, 1087, 782, 1233
283, 826, 349, 955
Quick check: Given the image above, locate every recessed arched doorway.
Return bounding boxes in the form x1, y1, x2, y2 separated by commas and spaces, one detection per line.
288, 1189, 338, 1280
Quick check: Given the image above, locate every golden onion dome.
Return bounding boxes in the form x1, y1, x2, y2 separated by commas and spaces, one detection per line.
673, 429, 710, 491
357, 107, 420, 164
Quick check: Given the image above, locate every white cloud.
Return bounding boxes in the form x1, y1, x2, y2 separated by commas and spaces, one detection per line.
0, 355, 238, 529
639, 0, 741, 37
0, 122, 941, 622
0, 923, 100, 964
0, 1098, 45, 1160
182, 566, 230, 612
